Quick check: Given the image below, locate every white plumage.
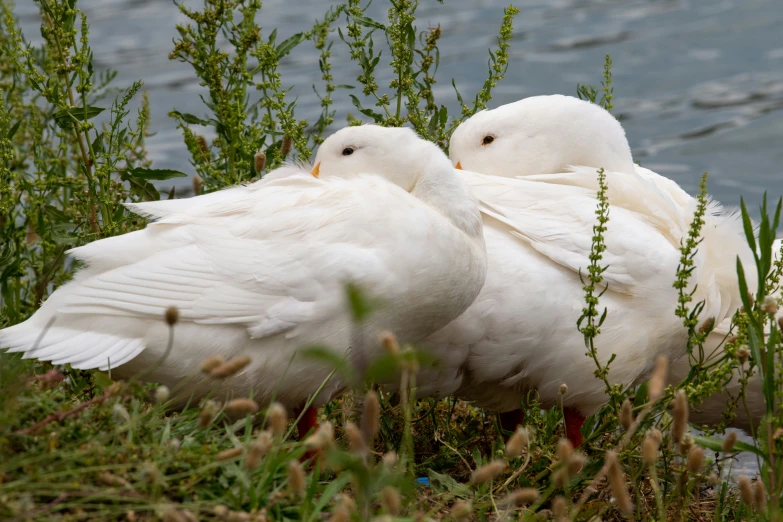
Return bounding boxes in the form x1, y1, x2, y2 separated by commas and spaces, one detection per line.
432, 95, 756, 440
0, 125, 487, 414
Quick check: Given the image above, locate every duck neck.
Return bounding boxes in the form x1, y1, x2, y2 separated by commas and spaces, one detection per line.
411, 159, 484, 241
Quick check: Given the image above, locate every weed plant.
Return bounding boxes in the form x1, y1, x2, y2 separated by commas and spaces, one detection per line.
1, 0, 782, 520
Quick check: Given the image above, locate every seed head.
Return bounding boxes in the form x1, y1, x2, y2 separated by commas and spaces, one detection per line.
382, 451, 398, 468
224, 398, 259, 419
503, 488, 540, 506
678, 435, 693, 456
778, 315, 783, 331
505, 426, 529, 459
112, 403, 131, 425
642, 434, 659, 465
687, 446, 704, 473
216, 447, 243, 461
382, 486, 401, 515
568, 451, 586, 475
606, 451, 633, 516
381, 332, 400, 355
620, 399, 634, 430
698, 316, 715, 334
287, 460, 305, 497
559, 383, 568, 395
305, 421, 335, 451
649, 428, 663, 445
763, 296, 778, 315
648, 355, 668, 402
164, 306, 179, 326
192, 174, 203, 195
556, 438, 574, 462
154, 385, 170, 404
245, 435, 270, 471
200, 356, 225, 373
267, 403, 287, 436
254, 151, 266, 173
196, 135, 209, 155
672, 389, 689, 443
736, 345, 750, 364
450, 500, 472, 520
754, 480, 767, 510
199, 400, 219, 428
98, 471, 132, 488
361, 390, 380, 442
470, 459, 506, 485
280, 136, 293, 157
738, 476, 753, 505
210, 355, 252, 378
722, 431, 738, 452
552, 496, 567, 518
345, 421, 366, 455
708, 472, 719, 486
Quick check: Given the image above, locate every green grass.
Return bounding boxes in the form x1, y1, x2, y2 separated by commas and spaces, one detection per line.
2, 0, 783, 520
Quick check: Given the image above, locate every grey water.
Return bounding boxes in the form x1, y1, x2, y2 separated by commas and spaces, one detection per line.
16, 0, 781, 476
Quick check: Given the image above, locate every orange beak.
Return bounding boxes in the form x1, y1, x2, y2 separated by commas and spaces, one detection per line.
311, 163, 320, 178
455, 162, 462, 170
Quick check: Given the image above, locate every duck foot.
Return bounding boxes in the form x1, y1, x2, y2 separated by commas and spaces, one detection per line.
498, 409, 525, 436
563, 407, 585, 447
293, 405, 320, 463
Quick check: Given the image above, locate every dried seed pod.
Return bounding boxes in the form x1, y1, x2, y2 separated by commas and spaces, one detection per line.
738, 476, 753, 505
98, 471, 132, 488
505, 426, 529, 459
382, 486, 401, 515
470, 460, 506, 485
620, 399, 633, 430
254, 151, 266, 173
642, 434, 659, 465
556, 438, 573, 462
648, 355, 668, 402
280, 136, 293, 157
199, 400, 219, 428
762, 296, 778, 315
345, 421, 366, 455
164, 306, 179, 326
224, 398, 259, 419
192, 174, 203, 195
503, 488, 539, 506
450, 500, 472, 520
216, 447, 243, 461
687, 446, 704, 473
361, 390, 380, 442
382, 451, 398, 468
722, 431, 738, 452
381, 331, 400, 355
568, 451, 586, 475
754, 480, 767, 510
287, 460, 305, 497
210, 355, 252, 378
672, 389, 689, 443
200, 356, 225, 373
267, 402, 287, 436
737, 345, 750, 364
154, 385, 170, 404
698, 316, 715, 334
606, 451, 633, 517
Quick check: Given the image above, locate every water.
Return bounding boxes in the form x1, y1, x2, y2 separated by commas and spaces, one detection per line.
15, 0, 779, 475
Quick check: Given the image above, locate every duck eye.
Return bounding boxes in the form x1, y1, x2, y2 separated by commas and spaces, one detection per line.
482, 136, 494, 145
342, 147, 355, 156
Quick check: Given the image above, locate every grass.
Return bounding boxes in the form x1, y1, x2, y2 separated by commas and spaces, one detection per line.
2, 0, 783, 520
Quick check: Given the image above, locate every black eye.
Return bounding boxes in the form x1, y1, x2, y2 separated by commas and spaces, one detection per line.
482, 136, 494, 145
342, 147, 354, 156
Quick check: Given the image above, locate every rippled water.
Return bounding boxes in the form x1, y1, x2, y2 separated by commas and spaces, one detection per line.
16, 0, 781, 475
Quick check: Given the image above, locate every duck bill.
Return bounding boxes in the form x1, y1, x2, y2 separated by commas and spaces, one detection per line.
455, 162, 462, 170
311, 163, 320, 178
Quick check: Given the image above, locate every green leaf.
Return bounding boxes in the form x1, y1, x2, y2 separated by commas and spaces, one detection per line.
427, 469, 471, 497
125, 176, 160, 202
276, 32, 305, 58
348, 95, 384, 122
170, 111, 211, 126
351, 14, 385, 30
53, 106, 106, 129
127, 168, 188, 180
6, 120, 21, 140
694, 435, 769, 463
91, 133, 105, 155
44, 205, 69, 223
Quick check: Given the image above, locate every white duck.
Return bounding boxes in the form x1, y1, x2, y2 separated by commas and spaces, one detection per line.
0, 125, 487, 439
428, 94, 755, 445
